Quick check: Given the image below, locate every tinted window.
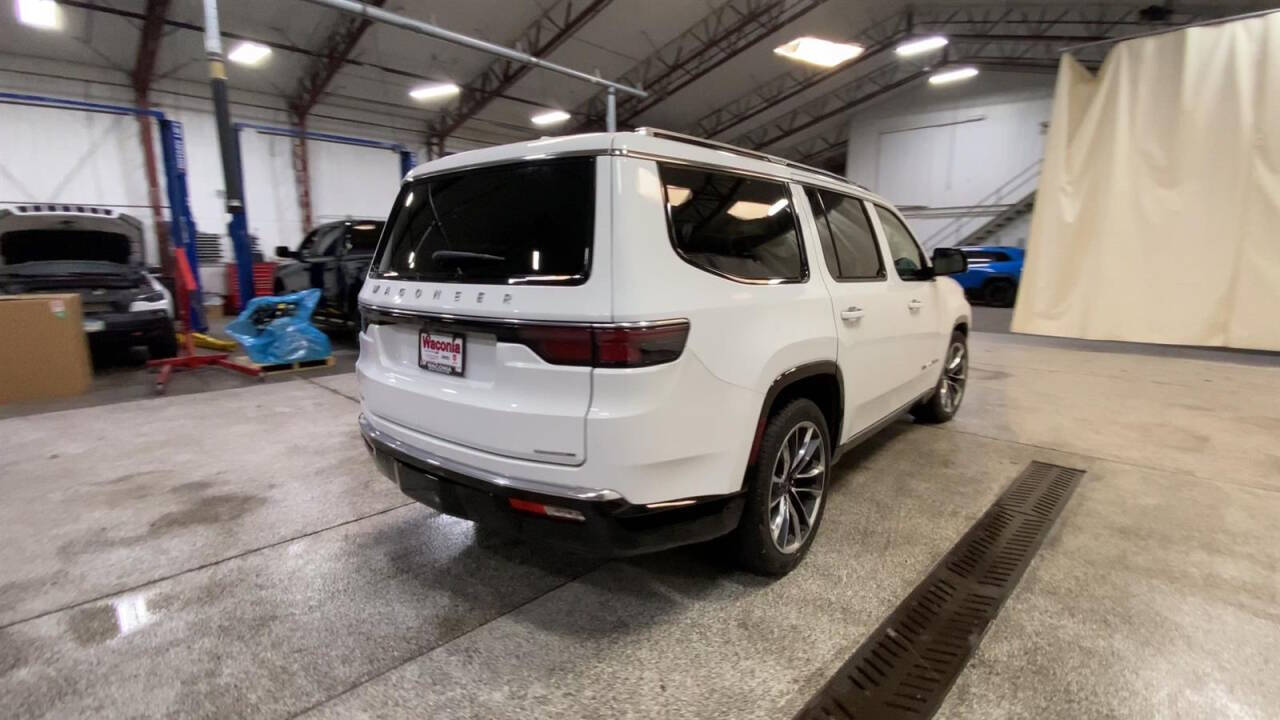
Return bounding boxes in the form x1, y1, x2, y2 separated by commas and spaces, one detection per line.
346, 222, 383, 253
661, 164, 804, 282
299, 225, 342, 258
874, 205, 929, 281
805, 188, 884, 281
961, 250, 1010, 262
372, 158, 594, 285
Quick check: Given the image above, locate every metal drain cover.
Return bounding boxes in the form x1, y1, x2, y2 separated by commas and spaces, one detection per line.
794, 461, 1085, 719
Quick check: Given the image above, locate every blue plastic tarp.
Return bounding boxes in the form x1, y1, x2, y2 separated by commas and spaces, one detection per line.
225, 288, 332, 365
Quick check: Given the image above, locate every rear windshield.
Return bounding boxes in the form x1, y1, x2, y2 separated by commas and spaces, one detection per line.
370, 158, 595, 285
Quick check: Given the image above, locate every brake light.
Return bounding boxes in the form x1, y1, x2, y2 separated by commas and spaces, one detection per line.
512, 321, 689, 368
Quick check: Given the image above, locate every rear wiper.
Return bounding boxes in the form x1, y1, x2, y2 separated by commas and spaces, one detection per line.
431, 250, 505, 264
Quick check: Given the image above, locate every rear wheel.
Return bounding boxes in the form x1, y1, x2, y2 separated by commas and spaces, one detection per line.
984, 278, 1017, 307
732, 398, 830, 576
911, 330, 968, 424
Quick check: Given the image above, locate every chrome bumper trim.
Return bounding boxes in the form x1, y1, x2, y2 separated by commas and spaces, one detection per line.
358, 413, 622, 502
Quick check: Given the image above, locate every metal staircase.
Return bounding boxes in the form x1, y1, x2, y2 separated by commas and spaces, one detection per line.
958, 190, 1036, 246
923, 159, 1041, 250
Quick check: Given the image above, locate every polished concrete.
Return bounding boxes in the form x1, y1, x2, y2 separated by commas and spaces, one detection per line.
1, 329, 1277, 718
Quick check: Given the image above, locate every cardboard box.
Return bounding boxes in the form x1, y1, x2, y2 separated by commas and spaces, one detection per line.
0, 294, 93, 404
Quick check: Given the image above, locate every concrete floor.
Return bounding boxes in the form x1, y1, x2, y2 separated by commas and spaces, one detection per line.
1, 326, 1278, 719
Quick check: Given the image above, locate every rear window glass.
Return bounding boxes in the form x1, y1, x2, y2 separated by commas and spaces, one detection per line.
346, 222, 383, 252
805, 188, 884, 281
371, 158, 595, 285
961, 250, 1010, 262
660, 164, 805, 282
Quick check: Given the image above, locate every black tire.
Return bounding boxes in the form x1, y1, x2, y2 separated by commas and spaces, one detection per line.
911, 330, 968, 424
731, 398, 831, 577
984, 278, 1017, 307
147, 322, 179, 359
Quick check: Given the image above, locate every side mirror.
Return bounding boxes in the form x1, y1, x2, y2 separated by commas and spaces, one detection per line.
931, 247, 967, 276
275, 245, 296, 259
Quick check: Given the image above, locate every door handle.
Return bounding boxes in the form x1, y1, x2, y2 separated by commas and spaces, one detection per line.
840, 306, 865, 322
907, 299, 923, 312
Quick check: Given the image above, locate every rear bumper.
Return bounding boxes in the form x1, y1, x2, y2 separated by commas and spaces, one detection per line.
359, 414, 744, 557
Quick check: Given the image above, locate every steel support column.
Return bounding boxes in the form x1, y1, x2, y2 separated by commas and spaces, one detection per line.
201, 0, 254, 308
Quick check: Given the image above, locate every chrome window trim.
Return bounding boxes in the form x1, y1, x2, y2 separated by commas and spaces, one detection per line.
358, 303, 689, 330
360, 413, 623, 502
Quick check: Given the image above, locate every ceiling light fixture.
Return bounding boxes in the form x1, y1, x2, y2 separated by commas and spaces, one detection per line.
531, 110, 571, 126
928, 66, 979, 85
895, 35, 948, 57
227, 41, 272, 66
17, 0, 61, 30
773, 37, 864, 68
409, 82, 460, 101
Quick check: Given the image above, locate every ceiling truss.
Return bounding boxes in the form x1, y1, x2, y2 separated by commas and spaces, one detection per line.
426, 0, 614, 152
713, 2, 1262, 166
570, 0, 829, 132
288, 0, 387, 120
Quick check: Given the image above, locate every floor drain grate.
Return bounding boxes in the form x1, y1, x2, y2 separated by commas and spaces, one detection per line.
794, 461, 1085, 719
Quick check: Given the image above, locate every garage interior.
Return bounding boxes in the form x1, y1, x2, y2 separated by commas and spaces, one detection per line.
2, 2, 1279, 719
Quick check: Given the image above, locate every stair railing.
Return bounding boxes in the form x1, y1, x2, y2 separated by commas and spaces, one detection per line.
922, 158, 1043, 250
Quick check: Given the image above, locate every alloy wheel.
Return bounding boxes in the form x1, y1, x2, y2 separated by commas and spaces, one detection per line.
768, 420, 826, 553
938, 341, 967, 414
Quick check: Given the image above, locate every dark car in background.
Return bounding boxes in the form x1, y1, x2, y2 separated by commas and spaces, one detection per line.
273, 219, 384, 323
953, 245, 1025, 307
0, 206, 177, 359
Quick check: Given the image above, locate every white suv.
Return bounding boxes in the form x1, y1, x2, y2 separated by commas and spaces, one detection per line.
357, 129, 970, 575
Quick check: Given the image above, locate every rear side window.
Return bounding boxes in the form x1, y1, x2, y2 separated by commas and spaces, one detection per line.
660, 164, 805, 283
346, 222, 384, 252
961, 250, 1010, 262
371, 158, 594, 285
873, 205, 929, 281
804, 188, 884, 281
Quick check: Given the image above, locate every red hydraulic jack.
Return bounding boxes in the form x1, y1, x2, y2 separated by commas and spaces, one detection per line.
147, 251, 260, 393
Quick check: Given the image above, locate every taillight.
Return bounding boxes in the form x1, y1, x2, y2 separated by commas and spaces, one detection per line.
511, 321, 689, 368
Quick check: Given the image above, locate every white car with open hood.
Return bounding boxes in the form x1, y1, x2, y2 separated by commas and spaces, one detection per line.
356, 129, 970, 575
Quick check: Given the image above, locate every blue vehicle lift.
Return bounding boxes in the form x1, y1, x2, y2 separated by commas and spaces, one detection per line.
0, 92, 217, 333
233, 122, 418, 177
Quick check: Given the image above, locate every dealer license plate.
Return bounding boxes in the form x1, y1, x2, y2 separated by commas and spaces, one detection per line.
419, 330, 465, 376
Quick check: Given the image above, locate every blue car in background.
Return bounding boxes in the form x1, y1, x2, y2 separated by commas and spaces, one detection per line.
952, 246, 1025, 307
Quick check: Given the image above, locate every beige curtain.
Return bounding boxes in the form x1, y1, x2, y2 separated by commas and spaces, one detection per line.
1012, 13, 1280, 351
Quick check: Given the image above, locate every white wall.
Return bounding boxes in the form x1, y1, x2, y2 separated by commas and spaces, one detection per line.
0, 58, 425, 280
843, 71, 1055, 248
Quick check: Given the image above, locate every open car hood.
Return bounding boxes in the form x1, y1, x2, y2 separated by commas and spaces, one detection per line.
0, 209, 143, 266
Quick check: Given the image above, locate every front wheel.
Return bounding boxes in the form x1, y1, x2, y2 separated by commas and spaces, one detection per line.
732, 398, 830, 576
911, 330, 968, 424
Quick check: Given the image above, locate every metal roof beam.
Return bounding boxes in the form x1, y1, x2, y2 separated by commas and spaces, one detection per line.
288, 0, 386, 120
428, 0, 613, 143
131, 0, 172, 97
698, 2, 1257, 144
571, 0, 828, 132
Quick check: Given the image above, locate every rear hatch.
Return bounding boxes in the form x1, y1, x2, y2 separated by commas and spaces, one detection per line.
358, 157, 609, 465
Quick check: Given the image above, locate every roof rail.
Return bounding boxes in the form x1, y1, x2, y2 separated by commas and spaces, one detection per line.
633, 127, 852, 185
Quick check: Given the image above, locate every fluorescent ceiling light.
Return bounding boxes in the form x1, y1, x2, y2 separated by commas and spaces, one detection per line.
766, 198, 789, 216
726, 201, 774, 221
531, 110, 571, 126
929, 66, 979, 85
895, 35, 948, 57
773, 37, 864, 68
409, 82, 460, 101
17, 0, 61, 29
666, 186, 692, 206
227, 41, 271, 66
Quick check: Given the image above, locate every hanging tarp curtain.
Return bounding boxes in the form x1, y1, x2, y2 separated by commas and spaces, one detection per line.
1012, 13, 1280, 351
